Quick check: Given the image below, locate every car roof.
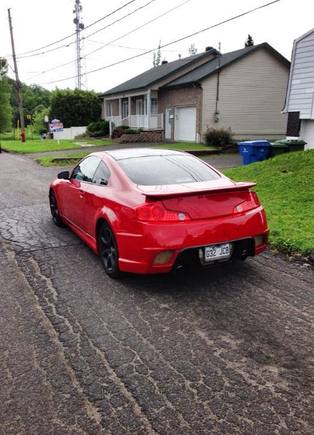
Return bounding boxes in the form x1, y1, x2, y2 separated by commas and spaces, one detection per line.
100, 148, 185, 161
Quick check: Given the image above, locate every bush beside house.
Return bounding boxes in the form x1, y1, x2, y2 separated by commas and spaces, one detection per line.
204, 128, 235, 150
87, 120, 109, 137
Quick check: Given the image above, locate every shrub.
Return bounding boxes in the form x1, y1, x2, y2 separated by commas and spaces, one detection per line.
111, 125, 129, 139
204, 128, 233, 147
87, 119, 109, 137
74, 132, 89, 139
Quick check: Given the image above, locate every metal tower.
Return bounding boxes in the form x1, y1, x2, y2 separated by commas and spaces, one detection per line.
73, 0, 84, 89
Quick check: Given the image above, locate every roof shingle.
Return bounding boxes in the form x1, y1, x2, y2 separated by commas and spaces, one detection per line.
165, 43, 290, 87
103, 49, 216, 96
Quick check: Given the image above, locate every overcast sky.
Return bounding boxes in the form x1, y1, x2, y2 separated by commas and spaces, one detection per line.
1, 0, 313, 92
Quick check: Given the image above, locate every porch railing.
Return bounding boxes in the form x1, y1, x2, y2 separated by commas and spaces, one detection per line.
106, 114, 163, 130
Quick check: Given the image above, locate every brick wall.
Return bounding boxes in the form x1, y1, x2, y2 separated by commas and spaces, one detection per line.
119, 130, 163, 143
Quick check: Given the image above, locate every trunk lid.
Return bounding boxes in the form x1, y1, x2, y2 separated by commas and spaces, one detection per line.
137, 180, 257, 220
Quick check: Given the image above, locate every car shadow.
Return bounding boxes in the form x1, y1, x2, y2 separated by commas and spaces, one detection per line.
120, 259, 250, 296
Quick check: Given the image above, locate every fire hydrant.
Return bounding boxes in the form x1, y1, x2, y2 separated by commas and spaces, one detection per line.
20, 130, 26, 143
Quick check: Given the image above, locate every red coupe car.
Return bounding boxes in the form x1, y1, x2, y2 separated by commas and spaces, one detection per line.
49, 148, 269, 278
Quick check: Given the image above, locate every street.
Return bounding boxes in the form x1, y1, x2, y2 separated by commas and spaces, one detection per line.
0, 152, 313, 434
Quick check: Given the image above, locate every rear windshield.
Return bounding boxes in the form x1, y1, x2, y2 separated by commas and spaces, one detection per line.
118, 155, 220, 185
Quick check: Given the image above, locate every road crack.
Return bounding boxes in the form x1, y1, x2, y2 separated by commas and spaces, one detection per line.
2, 243, 103, 431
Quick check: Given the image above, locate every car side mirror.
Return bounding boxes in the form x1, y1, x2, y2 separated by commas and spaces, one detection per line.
57, 171, 70, 180
99, 178, 108, 186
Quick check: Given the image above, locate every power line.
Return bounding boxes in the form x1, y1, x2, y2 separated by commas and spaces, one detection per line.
16, 0, 158, 60
81, 0, 158, 43
26, 0, 185, 82
82, 0, 192, 61
25, 40, 178, 83
37, 0, 281, 86
26, 60, 76, 82
89, 40, 179, 53
11, 0, 137, 58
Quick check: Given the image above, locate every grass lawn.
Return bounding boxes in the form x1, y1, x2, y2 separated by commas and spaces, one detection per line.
224, 150, 314, 256
0, 127, 40, 141
36, 143, 219, 167
0, 138, 113, 154
36, 152, 90, 167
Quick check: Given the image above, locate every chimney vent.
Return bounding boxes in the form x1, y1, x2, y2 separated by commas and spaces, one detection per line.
205, 46, 213, 52
161, 60, 168, 65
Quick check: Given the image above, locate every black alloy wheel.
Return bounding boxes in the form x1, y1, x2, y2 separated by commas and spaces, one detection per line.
98, 223, 121, 278
49, 191, 65, 227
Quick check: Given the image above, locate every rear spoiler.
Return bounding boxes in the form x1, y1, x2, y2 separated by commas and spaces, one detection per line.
139, 182, 256, 199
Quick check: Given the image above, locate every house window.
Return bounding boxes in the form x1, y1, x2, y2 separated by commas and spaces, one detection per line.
122, 100, 129, 118
107, 102, 113, 117
136, 98, 146, 115
151, 98, 158, 114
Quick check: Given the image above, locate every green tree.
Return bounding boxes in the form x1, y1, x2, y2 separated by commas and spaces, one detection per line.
245, 34, 254, 47
22, 84, 51, 114
9, 80, 51, 125
0, 58, 12, 133
32, 106, 49, 134
50, 89, 102, 127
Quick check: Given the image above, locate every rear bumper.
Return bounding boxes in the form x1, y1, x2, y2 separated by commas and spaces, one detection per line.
116, 206, 269, 274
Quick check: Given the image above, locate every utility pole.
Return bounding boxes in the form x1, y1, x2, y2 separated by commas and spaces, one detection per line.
8, 8, 25, 140
73, 0, 84, 89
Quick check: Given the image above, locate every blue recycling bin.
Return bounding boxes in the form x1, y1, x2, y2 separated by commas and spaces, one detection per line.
238, 140, 271, 165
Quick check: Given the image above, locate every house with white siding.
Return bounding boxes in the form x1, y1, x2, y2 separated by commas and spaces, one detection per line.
102, 43, 290, 142
283, 29, 314, 149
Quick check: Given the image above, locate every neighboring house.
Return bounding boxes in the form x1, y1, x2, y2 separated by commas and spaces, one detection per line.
283, 29, 314, 149
102, 43, 289, 142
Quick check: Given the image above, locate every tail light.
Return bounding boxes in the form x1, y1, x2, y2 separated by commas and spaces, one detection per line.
136, 202, 191, 222
233, 191, 261, 214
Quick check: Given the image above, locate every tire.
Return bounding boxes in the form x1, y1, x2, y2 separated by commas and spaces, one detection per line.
49, 191, 65, 227
98, 222, 121, 279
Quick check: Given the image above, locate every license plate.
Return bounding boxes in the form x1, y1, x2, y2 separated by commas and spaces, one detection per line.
204, 243, 232, 262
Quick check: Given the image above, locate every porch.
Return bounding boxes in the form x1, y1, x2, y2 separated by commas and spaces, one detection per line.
103, 90, 164, 130
106, 114, 163, 130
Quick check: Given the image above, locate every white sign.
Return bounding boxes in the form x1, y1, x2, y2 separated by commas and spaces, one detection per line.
49, 119, 64, 132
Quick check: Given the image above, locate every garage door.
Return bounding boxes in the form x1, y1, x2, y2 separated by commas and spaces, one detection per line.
174, 107, 196, 142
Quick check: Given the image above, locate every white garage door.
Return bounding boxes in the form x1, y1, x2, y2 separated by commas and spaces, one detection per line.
174, 107, 196, 142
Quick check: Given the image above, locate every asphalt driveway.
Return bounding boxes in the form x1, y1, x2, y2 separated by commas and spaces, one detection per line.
0, 152, 313, 434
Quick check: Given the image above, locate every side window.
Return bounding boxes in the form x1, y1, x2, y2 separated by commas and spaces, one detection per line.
72, 156, 100, 183
93, 161, 111, 185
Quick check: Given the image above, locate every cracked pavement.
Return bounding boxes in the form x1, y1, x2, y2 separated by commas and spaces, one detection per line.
0, 152, 313, 434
